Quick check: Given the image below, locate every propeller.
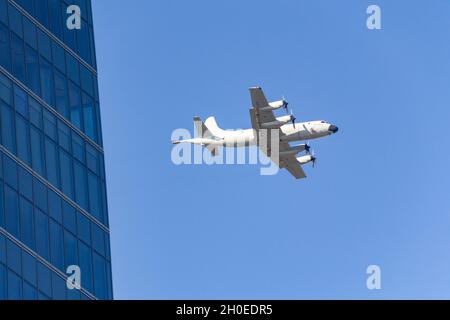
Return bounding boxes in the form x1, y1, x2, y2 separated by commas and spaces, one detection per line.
290, 110, 296, 129
282, 96, 289, 114
305, 143, 311, 155
311, 150, 317, 168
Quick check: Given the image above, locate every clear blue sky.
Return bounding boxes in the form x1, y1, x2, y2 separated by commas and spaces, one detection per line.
92, 0, 450, 299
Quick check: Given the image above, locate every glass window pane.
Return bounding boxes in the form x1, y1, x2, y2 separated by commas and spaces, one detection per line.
58, 120, 71, 151
40, 57, 54, 106
37, 29, 51, 61
18, 166, 32, 200
30, 126, 45, 176
16, 115, 31, 165
45, 138, 59, 187
13, 84, 27, 117
25, 45, 41, 95
20, 196, 35, 250
78, 240, 93, 292
0, 24, 11, 71
93, 252, 107, 300
77, 213, 91, 245
66, 53, 80, 85
23, 17, 37, 49
68, 82, 82, 130
35, 208, 49, 260
33, 178, 48, 212
5, 185, 19, 239
48, 189, 62, 223
52, 41, 65, 73
59, 150, 74, 199
8, 4, 22, 37
0, 0, 7, 26
1, 102, 16, 154
82, 92, 96, 141
74, 161, 87, 209
23, 281, 37, 300
7, 270, 22, 299
3, 154, 18, 190
0, 264, 5, 300
11, 33, 26, 83
49, 219, 64, 271
62, 200, 76, 234
37, 262, 51, 297
29, 97, 42, 128
6, 239, 21, 274
0, 73, 11, 105
54, 70, 68, 118
22, 250, 37, 286
52, 272, 66, 299
91, 223, 105, 257
64, 230, 78, 267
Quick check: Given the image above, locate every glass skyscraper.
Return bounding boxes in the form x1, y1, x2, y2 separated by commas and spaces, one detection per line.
0, 0, 112, 299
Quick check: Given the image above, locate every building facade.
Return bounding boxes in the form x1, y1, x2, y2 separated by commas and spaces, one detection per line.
0, 0, 112, 299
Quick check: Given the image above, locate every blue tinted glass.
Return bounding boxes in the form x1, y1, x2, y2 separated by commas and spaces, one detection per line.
29, 97, 42, 128
48, 189, 62, 223
93, 252, 106, 299
15, 0, 33, 15
77, 213, 90, 245
43, 109, 57, 140
72, 133, 85, 163
3, 155, 18, 189
22, 250, 37, 285
66, 54, 80, 84
88, 173, 101, 221
18, 166, 32, 200
91, 223, 105, 256
35, 209, 49, 260
80, 65, 93, 96
25, 45, 41, 95
16, 115, 31, 165
74, 161, 87, 209
48, 0, 62, 39
23, 17, 37, 49
23, 281, 37, 300
6, 239, 21, 273
0, 24, 11, 71
0, 233, 5, 263
64, 230, 78, 266
59, 150, 74, 199
11, 33, 26, 83
34, 178, 47, 212
13, 85, 27, 117
40, 57, 54, 106
62, 201, 76, 234
86, 145, 99, 174
30, 127, 45, 176
0, 73, 11, 105
0, 0, 7, 25
49, 219, 64, 271
52, 272, 66, 299
45, 138, 59, 187
5, 186, 19, 238
35, 0, 49, 28
20, 197, 35, 250
8, 4, 22, 37
82, 93, 96, 141
7, 270, 22, 299
67, 287, 81, 300
52, 41, 65, 73
54, 70, 69, 118
78, 240, 93, 292
58, 120, 71, 151
37, 29, 51, 61
78, 20, 90, 63
0, 264, 5, 300
69, 82, 82, 129
1, 102, 16, 154
0, 184, 3, 228
37, 262, 51, 297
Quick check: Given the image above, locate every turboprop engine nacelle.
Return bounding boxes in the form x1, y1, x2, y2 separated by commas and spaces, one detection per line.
260, 115, 292, 129
297, 155, 315, 165
259, 100, 288, 111
279, 144, 309, 157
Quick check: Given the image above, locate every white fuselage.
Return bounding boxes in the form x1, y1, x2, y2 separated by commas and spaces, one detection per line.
192, 120, 337, 147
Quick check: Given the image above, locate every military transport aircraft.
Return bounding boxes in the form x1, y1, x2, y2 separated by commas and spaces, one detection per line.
172, 87, 338, 179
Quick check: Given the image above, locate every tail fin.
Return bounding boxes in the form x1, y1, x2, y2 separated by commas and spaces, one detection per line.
193, 116, 220, 156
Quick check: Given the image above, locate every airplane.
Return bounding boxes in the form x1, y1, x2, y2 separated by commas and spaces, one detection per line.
172, 87, 338, 179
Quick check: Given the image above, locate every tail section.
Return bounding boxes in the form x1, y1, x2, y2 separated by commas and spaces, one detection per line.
193, 116, 222, 156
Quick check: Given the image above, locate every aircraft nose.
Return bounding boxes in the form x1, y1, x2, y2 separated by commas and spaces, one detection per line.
329, 125, 339, 133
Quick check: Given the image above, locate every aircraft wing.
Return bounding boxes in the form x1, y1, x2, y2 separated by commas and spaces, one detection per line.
249, 87, 306, 179
249, 87, 277, 125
